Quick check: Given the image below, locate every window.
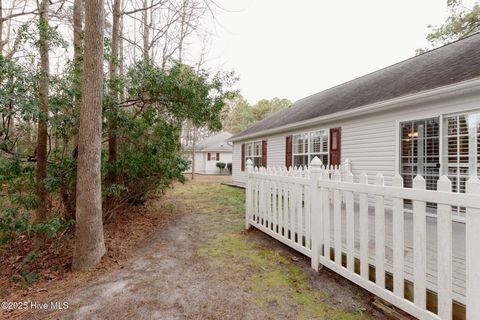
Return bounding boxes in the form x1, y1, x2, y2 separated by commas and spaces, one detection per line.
400, 118, 440, 191
400, 113, 480, 218
245, 141, 262, 168
292, 130, 329, 167
443, 113, 480, 194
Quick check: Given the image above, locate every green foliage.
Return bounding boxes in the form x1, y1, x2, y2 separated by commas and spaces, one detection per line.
417, 0, 480, 54
224, 95, 291, 133
216, 162, 226, 170
99, 61, 235, 204
0, 39, 235, 242
20, 271, 38, 285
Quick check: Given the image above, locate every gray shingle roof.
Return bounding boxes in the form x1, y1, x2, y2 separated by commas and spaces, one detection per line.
232, 33, 480, 140
194, 132, 233, 152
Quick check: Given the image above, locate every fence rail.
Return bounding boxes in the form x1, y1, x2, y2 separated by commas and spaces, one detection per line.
245, 157, 480, 320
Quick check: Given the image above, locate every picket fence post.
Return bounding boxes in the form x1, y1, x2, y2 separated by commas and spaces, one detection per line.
245, 159, 253, 230
466, 176, 480, 320
310, 156, 323, 271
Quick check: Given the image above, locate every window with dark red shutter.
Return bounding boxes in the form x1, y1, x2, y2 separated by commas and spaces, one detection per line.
216, 152, 220, 161
329, 127, 341, 166
261, 140, 267, 167
207, 152, 211, 161
285, 136, 292, 168
241, 144, 245, 171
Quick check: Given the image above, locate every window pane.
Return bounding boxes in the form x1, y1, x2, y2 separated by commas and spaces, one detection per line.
246, 144, 252, 156
294, 134, 308, 154
310, 131, 321, 153
253, 156, 262, 168
443, 113, 480, 199
293, 155, 308, 167
400, 118, 439, 191
254, 142, 262, 156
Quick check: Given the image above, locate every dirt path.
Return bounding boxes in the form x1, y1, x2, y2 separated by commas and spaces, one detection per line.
25, 175, 386, 320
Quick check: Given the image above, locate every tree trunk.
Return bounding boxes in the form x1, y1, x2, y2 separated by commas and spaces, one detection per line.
34, 0, 50, 225
0, 1, 4, 53
191, 126, 196, 180
63, 0, 84, 219
107, 0, 120, 191
119, 0, 125, 102
72, 0, 106, 271
142, 0, 149, 60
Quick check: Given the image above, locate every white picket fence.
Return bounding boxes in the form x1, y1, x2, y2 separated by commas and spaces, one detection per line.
244, 157, 480, 320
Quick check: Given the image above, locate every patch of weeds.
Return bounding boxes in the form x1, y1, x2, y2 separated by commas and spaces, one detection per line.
20, 271, 38, 285
353, 304, 367, 316
161, 203, 176, 215
179, 180, 369, 319
22, 250, 38, 266
198, 232, 368, 319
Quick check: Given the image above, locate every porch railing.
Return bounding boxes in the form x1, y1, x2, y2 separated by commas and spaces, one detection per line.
244, 157, 480, 320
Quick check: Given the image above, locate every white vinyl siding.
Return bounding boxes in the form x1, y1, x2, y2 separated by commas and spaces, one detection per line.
232, 142, 245, 183
266, 135, 285, 167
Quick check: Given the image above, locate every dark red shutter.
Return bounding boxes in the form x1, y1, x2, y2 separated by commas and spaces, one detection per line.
216, 152, 220, 161
329, 127, 341, 166
241, 143, 245, 171
207, 152, 211, 161
285, 135, 292, 168
261, 140, 267, 167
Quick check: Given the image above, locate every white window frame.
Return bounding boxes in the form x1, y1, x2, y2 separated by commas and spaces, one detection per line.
442, 110, 480, 192
245, 140, 262, 168
398, 116, 440, 191
292, 129, 329, 167
395, 110, 480, 221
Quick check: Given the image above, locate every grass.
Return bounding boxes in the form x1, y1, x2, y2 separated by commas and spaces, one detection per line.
172, 178, 370, 319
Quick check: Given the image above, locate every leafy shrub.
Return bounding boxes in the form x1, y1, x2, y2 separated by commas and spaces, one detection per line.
227, 162, 232, 174
216, 162, 226, 169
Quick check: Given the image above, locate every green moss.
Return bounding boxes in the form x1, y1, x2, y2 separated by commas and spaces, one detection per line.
176, 179, 369, 319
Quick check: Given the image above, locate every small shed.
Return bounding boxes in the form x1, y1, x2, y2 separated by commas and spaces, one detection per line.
187, 132, 233, 174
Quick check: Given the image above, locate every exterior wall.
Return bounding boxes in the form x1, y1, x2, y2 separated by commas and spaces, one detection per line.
232, 88, 480, 185
204, 152, 232, 174
232, 143, 244, 183
193, 152, 206, 173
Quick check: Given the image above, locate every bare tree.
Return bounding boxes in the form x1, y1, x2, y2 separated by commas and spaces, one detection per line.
107, 0, 120, 190
34, 0, 49, 226
0, 0, 37, 54
73, 0, 106, 271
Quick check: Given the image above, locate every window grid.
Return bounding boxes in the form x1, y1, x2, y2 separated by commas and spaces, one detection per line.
400, 118, 440, 191
293, 130, 329, 167
443, 113, 480, 216
245, 141, 262, 168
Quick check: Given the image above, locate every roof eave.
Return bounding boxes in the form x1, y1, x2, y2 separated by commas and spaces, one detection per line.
228, 77, 480, 143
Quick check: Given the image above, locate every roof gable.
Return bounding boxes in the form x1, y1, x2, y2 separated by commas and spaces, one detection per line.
194, 132, 233, 152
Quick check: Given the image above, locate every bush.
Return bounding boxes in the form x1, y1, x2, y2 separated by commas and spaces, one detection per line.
227, 162, 232, 174
216, 162, 226, 173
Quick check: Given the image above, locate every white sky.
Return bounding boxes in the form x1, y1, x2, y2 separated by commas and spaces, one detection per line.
199, 0, 453, 104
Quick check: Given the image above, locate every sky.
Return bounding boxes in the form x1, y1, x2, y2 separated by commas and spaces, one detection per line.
196, 0, 454, 104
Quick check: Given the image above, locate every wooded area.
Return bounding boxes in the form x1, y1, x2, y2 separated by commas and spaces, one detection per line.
0, 0, 237, 279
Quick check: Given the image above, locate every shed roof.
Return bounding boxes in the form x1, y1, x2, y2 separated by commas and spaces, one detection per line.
232, 32, 480, 140
194, 132, 233, 152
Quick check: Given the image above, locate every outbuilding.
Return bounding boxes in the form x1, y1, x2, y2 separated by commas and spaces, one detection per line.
188, 132, 233, 174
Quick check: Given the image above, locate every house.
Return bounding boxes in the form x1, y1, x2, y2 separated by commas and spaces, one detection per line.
187, 132, 233, 174
229, 33, 480, 202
